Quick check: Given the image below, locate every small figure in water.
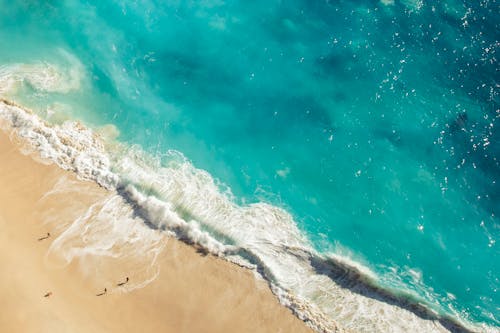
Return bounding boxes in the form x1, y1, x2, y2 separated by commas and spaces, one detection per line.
43, 291, 52, 298
96, 288, 107, 296
38, 232, 51, 241
117, 277, 129, 286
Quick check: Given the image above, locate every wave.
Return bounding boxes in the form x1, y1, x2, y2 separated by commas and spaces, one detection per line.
0, 98, 494, 333
0, 50, 83, 95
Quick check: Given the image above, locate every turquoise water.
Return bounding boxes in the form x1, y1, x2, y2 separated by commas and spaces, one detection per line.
0, 0, 498, 329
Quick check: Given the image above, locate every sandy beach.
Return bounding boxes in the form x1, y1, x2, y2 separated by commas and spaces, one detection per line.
0, 129, 313, 333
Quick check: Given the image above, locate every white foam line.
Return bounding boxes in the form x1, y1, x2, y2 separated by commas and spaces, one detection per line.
0, 99, 494, 333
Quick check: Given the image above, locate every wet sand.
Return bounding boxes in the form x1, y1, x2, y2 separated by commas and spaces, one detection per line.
0, 129, 313, 333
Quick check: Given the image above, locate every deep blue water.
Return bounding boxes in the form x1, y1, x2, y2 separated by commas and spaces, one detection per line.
0, 0, 498, 327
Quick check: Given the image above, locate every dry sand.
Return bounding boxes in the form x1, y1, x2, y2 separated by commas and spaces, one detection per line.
0, 129, 313, 333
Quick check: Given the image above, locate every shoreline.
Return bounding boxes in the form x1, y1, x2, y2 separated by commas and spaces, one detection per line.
0, 98, 490, 333
0, 129, 313, 333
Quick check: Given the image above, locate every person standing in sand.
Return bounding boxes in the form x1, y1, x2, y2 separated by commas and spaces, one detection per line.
37, 232, 50, 241
117, 277, 129, 286
96, 288, 107, 296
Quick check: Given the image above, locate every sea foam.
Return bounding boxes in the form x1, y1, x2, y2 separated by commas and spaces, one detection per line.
0, 98, 492, 333
0, 51, 83, 95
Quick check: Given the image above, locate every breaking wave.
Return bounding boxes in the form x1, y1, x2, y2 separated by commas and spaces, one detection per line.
0, 98, 494, 333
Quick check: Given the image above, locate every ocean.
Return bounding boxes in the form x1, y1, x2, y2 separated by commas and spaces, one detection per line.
0, 0, 498, 332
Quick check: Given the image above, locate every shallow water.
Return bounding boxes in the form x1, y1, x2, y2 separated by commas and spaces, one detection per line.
0, 0, 498, 330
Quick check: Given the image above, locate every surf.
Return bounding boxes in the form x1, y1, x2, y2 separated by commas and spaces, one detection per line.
0, 98, 493, 332
0, 0, 498, 331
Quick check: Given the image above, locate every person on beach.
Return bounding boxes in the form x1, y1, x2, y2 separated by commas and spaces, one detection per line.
117, 277, 129, 286
96, 288, 107, 296
38, 232, 50, 241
